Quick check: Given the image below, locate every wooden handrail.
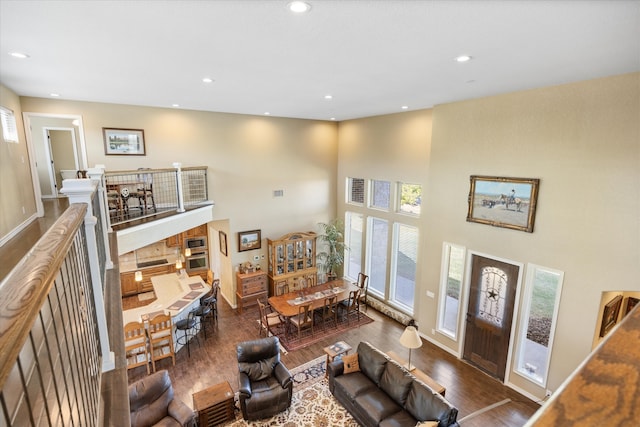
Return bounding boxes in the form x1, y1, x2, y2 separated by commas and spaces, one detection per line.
0, 204, 87, 387
104, 166, 208, 175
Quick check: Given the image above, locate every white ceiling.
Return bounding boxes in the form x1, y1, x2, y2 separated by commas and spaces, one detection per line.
1, 0, 639, 121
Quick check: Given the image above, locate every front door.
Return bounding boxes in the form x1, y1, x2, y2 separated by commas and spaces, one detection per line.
463, 255, 519, 381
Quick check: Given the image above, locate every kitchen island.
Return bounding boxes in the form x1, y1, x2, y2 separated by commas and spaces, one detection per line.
123, 272, 210, 353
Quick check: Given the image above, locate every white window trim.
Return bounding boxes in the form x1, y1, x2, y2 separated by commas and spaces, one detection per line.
368, 179, 391, 212
436, 242, 466, 341
514, 263, 564, 387
1, 106, 19, 143
396, 181, 421, 217
346, 177, 365, 206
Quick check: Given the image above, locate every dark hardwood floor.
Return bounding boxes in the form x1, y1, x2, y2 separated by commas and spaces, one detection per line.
125, 296, 540, 427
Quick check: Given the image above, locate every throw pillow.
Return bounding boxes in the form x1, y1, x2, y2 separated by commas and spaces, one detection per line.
342, 353, 360, 374
415, 421, 439, 427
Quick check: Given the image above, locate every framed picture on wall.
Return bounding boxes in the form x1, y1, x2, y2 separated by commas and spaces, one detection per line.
625, 296, 639, 316
466, 176, 540, 233
219, 231, 228, 256
599, 295, 623, 337
238, 229, 261, 252
103, 128, 146, 155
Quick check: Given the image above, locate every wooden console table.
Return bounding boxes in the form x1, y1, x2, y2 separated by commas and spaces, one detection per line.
236, 270, 267, 313
386, 350, 446, 396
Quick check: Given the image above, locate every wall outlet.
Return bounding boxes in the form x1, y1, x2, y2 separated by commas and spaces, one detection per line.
426, 290, 435, 298
431, 328, 436, 335
545, 389, 553, 397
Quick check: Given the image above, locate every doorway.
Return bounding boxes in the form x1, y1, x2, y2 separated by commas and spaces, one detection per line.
463, 254, 520, 381
23, 113, 88, 213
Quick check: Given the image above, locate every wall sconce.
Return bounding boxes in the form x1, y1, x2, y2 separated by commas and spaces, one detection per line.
134, 271, 143, 282
185, 248, 191, 257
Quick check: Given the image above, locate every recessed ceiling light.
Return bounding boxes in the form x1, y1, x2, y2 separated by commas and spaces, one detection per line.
172, 104, 180, 108
50, 93, 60, 97
202, 77, 214, 83
401, 105, 409, 110
455, 55, 472, 63
9, 52, 30, 59
288, 1, 311, 13
330, 117, 336, 121
264, 112, 270, 116
324, 94, 333, 100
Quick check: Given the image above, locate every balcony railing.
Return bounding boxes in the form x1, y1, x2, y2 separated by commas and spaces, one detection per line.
104, 165, 208, 228
0, 177, 116, 426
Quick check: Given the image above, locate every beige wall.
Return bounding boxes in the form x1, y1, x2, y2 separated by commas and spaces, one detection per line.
0, 85, 36, 242
19, 97, 339, 304
338, 72, 640, 399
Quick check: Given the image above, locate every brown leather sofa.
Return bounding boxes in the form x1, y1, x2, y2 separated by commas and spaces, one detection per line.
237, 336, 293, 420
328, 341, 460, 427
128, 370, 196, 427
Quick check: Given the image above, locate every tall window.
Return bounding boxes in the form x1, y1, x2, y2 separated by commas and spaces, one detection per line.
344, 212, 363, 280
347, 177, 365, 205
370, 180, 391, 210
437, 243, 466, 339
515, 265, 564, 387
367, 217, 388, 297
390, 223, 418, 312
398, 182, 421, 215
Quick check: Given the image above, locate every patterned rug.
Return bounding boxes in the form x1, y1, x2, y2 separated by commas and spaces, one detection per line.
278, 311, 374, 352
225, 356, 358, 426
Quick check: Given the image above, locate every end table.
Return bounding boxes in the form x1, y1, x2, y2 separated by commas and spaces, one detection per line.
193, 381, 235, 426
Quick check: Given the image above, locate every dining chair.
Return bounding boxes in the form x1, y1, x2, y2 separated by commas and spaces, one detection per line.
257, 299, 284, 337
315, 295, 338, 331
136, 168, 156, 213
124, 321, 150, 374
356, 272, 369, 311
339, 288, 361, 325
289, 303, 313, 339
276, 281, 290, 296
147, 313, 175, 372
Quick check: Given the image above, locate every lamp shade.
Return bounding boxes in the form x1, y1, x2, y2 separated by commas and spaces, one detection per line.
185, 248, 192, 257
175, 259, 183, 269
134, 271, 143, 282
399, 325, 422, 349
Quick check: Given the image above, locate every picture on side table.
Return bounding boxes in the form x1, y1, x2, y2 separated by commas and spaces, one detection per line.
238, 229, 261, 252
103, 128, 146, 155
467, 175, 540, 233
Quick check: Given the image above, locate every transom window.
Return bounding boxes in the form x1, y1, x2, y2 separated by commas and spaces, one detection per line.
370, 180, 391, 210
347, 177, 365, 205
398, 182, 421, 215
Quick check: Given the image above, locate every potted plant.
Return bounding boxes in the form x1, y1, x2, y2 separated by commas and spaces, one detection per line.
317, 219, 349, 282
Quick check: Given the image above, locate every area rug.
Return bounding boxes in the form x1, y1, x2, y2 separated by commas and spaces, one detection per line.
278, 311, 374, 352
225, 356, 358, 427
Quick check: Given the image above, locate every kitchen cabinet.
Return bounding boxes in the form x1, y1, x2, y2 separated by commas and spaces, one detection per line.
166, 224, 208, 247
120, 263, 176, 296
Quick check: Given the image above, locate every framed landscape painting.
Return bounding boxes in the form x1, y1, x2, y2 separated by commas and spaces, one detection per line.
238, 229, 261, 252
103, 128, 146, 155
467, 176, 540, 233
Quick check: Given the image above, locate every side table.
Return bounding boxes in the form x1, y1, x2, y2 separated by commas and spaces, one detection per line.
323, 341, 352, 377
193, 381, 235, 426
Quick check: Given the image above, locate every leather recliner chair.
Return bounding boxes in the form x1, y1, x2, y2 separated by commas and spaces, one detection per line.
237, 336, 292, 420
129, 370, 195, 427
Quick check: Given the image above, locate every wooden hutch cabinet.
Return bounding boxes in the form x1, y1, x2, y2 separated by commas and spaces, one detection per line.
267, 231, 317, 296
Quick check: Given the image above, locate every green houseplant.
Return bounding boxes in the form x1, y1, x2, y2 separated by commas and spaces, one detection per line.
317, 219, 349, 281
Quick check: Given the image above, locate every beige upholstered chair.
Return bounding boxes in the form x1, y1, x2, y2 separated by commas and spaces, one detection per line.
257, 299, 283, 337
129, 370, 195, 427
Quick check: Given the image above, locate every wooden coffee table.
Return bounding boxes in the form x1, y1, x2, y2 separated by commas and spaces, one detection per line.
386, 350, 446, 396
323, 341, 352, 377
192, 381, 235, 426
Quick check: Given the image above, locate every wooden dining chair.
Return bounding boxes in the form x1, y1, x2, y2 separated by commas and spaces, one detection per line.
289, 303, 313, 339
356, 272, 369, 311
257, 299, 283, 337
124, 321, 150, 374
315, 295, 338, 331
276, 281, 290, 296
340, 288, 361, 325
147, 313, 175, 372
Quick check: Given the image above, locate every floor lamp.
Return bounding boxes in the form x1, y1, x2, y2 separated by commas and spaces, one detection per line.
399, 325, 422, 371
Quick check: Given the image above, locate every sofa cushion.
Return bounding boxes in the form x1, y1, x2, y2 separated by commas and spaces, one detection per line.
334, 371, 377, 401
358, 342, 388, 386
405, 380, 457, 424
379, 409, 417, 427
379, 360, 413, 406
354, 387, 403, 426
343, 353, 360, 374
239, 355, 277, 381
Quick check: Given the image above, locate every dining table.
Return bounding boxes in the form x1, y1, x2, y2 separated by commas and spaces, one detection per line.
267, 278, 360, 318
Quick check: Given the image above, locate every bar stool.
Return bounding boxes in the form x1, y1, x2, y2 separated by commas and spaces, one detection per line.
175, 310, 198, 357
192, 299, 213, 339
